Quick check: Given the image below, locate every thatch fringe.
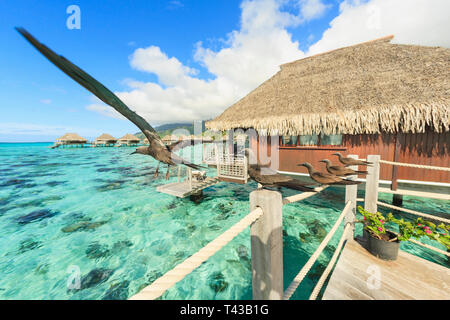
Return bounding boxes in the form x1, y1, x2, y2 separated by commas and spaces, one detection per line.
207, 102, 449, 136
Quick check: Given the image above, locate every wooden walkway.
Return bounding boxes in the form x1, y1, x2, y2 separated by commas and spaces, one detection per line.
322, 239, 450, 300
156, 177, 220, 198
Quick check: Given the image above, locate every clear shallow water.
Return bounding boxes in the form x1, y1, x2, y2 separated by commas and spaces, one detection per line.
0, 142, 448, 300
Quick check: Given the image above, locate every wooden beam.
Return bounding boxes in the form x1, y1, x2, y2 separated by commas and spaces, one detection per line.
250, 189, 283, 300
345, 155, 358, 239
364, 155, 380, 213
391, 132, 401, 191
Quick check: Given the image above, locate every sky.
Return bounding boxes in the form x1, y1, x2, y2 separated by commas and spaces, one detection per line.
0, 0, 449, 142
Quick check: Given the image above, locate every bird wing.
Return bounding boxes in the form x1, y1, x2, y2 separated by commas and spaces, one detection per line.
315, 171, 341, 182
16, 27, 165, 149
167, 139, 203, 152
330, 165, 351, 175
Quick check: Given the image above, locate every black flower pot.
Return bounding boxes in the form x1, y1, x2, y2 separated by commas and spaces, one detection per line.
367, 230, 400, 261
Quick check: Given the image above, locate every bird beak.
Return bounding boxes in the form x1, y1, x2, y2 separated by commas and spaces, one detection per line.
319, 160, 325, 163
297, 163, 306, 167
130, 151, 137, 155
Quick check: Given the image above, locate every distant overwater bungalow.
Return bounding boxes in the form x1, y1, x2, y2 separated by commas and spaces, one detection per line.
116, 133, 140, 147
207, 35, 450, 196
51, 133, 88, 149
93, 133, 117, 147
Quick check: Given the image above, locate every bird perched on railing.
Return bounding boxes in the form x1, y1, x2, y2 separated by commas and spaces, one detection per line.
298, 162, 361, 185
244, 149, 316, 192
16, 27, 202, 180
319, 159, 368, 176
332, 152, 373, 167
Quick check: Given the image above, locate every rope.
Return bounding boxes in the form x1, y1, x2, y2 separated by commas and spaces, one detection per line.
309, 224, 351, 300
377, 201, 450, 224
283, 186, 328, 205
129, 207, 263, 300
407, 238, 450, 257
379, 159, 450, 172
283, 200, 352, 300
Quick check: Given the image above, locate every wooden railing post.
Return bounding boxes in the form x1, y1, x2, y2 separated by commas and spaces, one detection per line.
345, 155, 358, 239
250, 189, 283, 300
364, 155, 380, 214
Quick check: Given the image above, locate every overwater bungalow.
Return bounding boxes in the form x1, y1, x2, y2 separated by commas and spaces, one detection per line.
117, 133, 140, 146
206, 35, 450, 192
52, 133, 88, 148
93, 133, 117, 147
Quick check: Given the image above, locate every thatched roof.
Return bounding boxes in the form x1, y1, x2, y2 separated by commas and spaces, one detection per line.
206, 36, 450, 135
94, 133, 117, 143
56, 133, 87, 143
118, 133, 140, 142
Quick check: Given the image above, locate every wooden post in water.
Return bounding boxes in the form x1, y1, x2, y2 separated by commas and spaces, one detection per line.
250, 189, 283, 300
345, 155, 358, 239
188, 167, 192, 190
364, 155, 380, 214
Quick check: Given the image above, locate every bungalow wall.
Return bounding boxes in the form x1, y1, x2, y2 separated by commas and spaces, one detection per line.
251, 131, 450, 184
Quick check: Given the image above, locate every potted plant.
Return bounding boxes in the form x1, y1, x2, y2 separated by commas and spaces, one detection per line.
357, 206, 450, 261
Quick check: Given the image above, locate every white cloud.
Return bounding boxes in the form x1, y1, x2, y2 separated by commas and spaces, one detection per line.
130, 46, 199, 87
308, 0, 450, 55
88, 0, 311, 125
86, 0, 450, 126
298, 0, 330, 21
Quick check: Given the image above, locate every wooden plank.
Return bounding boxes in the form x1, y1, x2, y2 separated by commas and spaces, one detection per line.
323, 240, 450, 300
364, 155, 380, 213
391, 133, 401, 191
345, 155, 358, 239
156, 177, 219, 198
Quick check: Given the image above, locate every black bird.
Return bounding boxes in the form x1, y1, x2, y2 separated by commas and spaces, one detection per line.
244, 150, 316, 192
332, 152, 373, 167
298, 162, 361, 185
319, 159, 368, 176
16, 27, 202, 180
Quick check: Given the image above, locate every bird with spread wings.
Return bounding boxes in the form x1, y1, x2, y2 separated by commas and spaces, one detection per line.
16, 27, 202, 180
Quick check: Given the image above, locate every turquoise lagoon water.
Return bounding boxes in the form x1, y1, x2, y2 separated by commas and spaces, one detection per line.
0, 142, 448, 300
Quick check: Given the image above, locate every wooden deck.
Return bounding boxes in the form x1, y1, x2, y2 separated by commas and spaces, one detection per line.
322, 239, 450, 300
156, 177, 220, 198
